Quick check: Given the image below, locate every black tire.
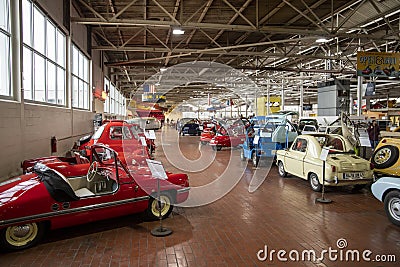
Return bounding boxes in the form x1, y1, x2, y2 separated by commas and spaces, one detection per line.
372, 145, 399, 169
309, 173, 322, 192
0, 222, 46, 251
216, 145, 222, 151
146, 193, 174, 221
384, 190, 400, 226
252, 151, 259, 167
278, 161, 287, 177
201, 141, 207, 145
240, 148, 246, 161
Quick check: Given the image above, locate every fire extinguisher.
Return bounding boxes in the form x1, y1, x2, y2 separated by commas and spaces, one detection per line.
51, 136, 57, 153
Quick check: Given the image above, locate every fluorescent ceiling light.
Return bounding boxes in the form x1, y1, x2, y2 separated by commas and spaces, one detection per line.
173, 29, 185, 35
315, 38, 328, 43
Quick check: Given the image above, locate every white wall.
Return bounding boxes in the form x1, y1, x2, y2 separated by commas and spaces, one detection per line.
0, 101, 93, 180
70, 4, 88, 52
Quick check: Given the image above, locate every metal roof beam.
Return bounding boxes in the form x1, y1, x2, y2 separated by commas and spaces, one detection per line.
71, 17, 390, 40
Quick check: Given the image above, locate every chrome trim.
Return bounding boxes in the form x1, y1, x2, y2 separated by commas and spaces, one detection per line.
0, 196, 150, 227
0, 177, 22, 186
177, 187, 190, 193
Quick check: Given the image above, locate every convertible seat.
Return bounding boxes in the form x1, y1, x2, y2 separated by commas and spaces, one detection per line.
74, 187, 95, 197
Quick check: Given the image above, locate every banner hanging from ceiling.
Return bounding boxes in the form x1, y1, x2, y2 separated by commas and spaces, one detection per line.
357, 51, 399, 78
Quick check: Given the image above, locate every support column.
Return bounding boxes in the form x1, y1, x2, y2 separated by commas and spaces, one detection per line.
11, 0, 21, 102
11, 0, 25, 162
66, 35, 74, 137
281, 80, 285, 110
299, 73, 304, 117
66, 36, 72, 108
356, 76, 362, 116
266, 82, 270, 115
254, 87, 257, 117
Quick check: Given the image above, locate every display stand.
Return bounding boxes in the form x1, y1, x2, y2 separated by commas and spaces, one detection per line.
140, 136, 147, 156
148, 130, 156, 140
146, 159, 173, 237
316, 147, 332, 204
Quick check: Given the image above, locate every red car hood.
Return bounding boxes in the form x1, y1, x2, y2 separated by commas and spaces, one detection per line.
0, 173, 41, 206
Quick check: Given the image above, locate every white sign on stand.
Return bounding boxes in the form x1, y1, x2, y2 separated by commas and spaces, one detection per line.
140, 136, 147, 146
320, 147, 330, 161
148, 130, 156, 140
253, 136, 260, 145
359, 136, 371, 147
146, 159, 168, 180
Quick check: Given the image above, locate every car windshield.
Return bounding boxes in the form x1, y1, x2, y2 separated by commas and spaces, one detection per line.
185, 120, 198, 125
315, 135, 345, 151
92, 146, 117, 167
92, 124, 106, 140
300, 119, 317, 126
260, 121, 277, 133
130, 125, 143, 139
109, 126, 133, 140
303, 125, 316, 131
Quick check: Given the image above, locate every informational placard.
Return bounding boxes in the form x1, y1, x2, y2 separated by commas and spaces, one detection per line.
253, 136, 260, 144
140, 136, 147, 146
148, 130, 156, 140
320, 147, 329, 161
359, 136, 371, 147
146, 159, 168, 180
259, 132, 271, 138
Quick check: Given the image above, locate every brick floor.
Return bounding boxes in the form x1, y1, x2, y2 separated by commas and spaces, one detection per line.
1, 127, 399, 266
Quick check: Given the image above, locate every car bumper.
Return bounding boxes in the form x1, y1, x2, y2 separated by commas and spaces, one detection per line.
176, 187, 190, 203
324, 177, 373, 186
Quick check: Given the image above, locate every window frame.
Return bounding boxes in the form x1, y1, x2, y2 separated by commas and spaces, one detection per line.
22, 0, 66, 106
71, 43, 90, 110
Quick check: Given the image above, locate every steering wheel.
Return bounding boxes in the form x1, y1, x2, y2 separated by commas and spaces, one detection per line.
87, 161, 99, 182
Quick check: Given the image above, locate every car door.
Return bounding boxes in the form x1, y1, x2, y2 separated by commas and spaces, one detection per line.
53, 149, 143, 228
284, 138, 307, 178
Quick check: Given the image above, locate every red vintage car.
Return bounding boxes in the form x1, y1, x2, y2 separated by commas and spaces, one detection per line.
209, 125, 246, 151
21, 152, 91, 175
0, 145, 190, 251
81, 120, 152, 157
200, 126, 216, 145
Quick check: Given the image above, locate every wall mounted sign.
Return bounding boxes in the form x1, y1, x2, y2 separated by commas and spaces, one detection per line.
357, 51, 399, 78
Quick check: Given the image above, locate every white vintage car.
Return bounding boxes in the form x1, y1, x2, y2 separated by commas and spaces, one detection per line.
371, 177, 400, 226
276, 134, 374, 191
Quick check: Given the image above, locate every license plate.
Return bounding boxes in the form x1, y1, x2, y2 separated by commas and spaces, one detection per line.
184, 127, 189, 130
344, 173, 364, 179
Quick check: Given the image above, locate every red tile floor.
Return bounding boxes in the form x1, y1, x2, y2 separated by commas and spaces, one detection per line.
1, 126, 399, 266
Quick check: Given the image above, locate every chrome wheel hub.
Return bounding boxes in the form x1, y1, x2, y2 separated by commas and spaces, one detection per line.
389, 197, 400, 220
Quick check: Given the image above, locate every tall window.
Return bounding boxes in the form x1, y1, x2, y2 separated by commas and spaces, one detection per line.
71, 44, 90, 109
22, 0, 66, 105
104, 76, 126, 116
0, 0, 11, 97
